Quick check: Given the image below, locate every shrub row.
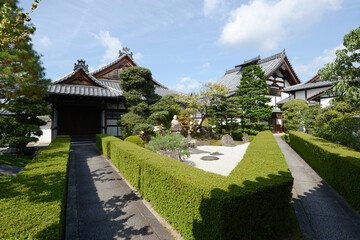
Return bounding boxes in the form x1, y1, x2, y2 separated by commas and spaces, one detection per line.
289, 131, 360, 212
0, 136, 71, 239
96, 134, 122, 158
97, 131, 299, 239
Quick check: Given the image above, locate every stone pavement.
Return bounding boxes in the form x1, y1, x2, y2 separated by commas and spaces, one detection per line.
0, 164, 24, 176
274, 135, 360, 240
66, 143, 174, 240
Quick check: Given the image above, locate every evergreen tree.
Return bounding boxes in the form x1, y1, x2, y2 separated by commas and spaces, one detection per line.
148, 94, 181, 130
236, 65, 272, 135
282, 99, 309, 132
0, 0, 50, 154
118, 66, 160, 139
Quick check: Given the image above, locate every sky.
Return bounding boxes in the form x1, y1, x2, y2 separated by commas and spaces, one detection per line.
19, 0, 360, 93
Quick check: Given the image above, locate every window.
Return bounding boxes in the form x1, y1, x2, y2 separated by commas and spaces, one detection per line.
106, 110, 125, 120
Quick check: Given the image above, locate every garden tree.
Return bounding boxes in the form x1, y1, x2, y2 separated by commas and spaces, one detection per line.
236, 65, 272, 135
318, 25, 360, 105
282, 99, 309, 133
314, 100, 360, 151
0, 0, 50, 155
118, 67, 160, 139
0, 0, 39, 47
148, 94, 181, 129
303, 104, 321, 133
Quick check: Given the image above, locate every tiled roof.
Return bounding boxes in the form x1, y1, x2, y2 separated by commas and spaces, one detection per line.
217, 50, 290, 93
277, 97, 290, 105
48, 84, 121, 98
283, 81, 333, 92
90, 54, 128, 75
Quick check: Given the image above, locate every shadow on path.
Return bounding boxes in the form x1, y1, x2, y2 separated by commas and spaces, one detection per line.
66, 144, 173, 240
274, 135, 360, 240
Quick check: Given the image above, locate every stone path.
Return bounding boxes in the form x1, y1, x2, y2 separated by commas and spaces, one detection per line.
0, 164, 24, 176
274, 135, 360, 240
66, 144, 174, 240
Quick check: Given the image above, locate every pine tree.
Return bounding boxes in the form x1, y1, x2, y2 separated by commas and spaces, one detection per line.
236, 65, 272, 135
118, 66, 160, 139
0, 0, 50, 154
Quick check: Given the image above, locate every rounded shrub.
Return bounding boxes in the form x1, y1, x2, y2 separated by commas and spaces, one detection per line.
124, 136, 145, 148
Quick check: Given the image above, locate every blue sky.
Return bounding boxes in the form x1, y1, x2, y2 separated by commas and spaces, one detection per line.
20, 0, 360, 93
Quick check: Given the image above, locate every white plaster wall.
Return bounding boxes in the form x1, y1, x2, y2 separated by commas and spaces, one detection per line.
295, 91, 306, 100
307, 87, 331, 99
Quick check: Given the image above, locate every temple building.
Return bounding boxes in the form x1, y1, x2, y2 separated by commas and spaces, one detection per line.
216, 50, 301, 132
48, 48, 179, 141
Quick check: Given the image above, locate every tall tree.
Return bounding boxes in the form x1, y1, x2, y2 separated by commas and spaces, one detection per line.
148, 94, 181, 130
0, 0, 50, 154
236, 65, 272, 135
282, 99, 309, 133
0, 0, 39, 47
318, 25, 360, 105
118, 66, 160, 139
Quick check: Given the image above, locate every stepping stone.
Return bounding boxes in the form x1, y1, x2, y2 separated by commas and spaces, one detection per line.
200, 156, 219, 161
0, 164, 24, 176
210, 152, 223, 156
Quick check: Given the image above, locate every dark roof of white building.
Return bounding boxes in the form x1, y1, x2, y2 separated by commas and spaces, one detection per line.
217, 50, 300, 93
283, 80, 333, 92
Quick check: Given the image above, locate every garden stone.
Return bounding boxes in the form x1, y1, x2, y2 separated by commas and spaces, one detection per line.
195, 140, 210, 146
242, 135, 250, 143
210, 152, 223, 156
221, 134, 234, 146
200, 156, 219, 161
157, 150, 181, 161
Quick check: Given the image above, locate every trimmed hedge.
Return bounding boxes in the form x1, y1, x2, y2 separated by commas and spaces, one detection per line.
97, 131, 299, 239
0, 136, 71, 239
289, 131, 360, 212
124, 135, 145, 148
96, 134, 122, 159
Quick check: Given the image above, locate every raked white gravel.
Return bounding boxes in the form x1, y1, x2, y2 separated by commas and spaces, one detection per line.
183, 143, 250, 176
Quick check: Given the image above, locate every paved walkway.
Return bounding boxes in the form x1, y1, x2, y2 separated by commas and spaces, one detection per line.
274, 135, 360, 240
66, 144, 174, 240
0, 164, 24, 176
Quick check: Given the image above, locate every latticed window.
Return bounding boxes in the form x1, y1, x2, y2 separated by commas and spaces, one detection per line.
106, 110, 125, 120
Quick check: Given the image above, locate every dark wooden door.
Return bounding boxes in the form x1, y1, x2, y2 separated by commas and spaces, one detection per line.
57, 106, 101, 141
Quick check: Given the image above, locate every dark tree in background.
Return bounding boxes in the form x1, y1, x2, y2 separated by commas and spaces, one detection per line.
236, 65, 272, 135
118, 66, 160, 139
0, 0, 50, 154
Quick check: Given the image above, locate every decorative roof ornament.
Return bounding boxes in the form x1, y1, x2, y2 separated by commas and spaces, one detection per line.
74, 59, 89, 72
118, 47, 133, 59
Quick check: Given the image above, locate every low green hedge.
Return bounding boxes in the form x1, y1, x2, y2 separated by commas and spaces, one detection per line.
0, 136, 71, 239
124, 136, 145, 148
289, 131, 360, 212
97, 132, 298, 239
96, 134, 122, 159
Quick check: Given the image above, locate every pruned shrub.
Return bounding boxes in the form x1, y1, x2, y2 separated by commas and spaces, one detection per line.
97, 131, 299, 239
146, 134, 190, 159
290, 131, 360, 212
0, 136, 71, 239
124, 136, 145, 148
96, 134, 122, 158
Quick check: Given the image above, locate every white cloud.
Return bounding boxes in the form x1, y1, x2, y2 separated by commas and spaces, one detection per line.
133, 52, 143, 61
36, 36, 52, 48
88, 66, 96, 72
295, 44, 344, 81
175, 77, 202, 92
204, 0, 224, 16
202, 62, 211, 71
93, 30, 122, 62
219, 0, 342, 51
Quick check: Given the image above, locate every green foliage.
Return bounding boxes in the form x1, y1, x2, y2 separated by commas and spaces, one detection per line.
303, 104, 321, 133
0, 136, 71, 239
149, 94, 181, 129
118, 66, 160, 137
237, 65, 272, 135
281, 134, 290, 143
319, 25, 360, 103
146, 134, 190, 159
95, 134, 122, 159
124, 136, 145, 148
0, 154, 32, 167
289, 131, 360, 212
177, 83, 230, 136
97, 132, 299, 239
313, 101, 360, 151
0, 0, 39, 47
282, 99, 309, 132
0, 0, 50, 153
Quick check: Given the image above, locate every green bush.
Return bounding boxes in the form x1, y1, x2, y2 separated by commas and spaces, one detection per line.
96, 134, 122, 158
290, 131, 360, 212
124, 135, 145, 148
0, 136, 71, 239
146, 134, 190, 159
97, 131, 299, 239
281, 134, 290, 143
249, 135, 255, 142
